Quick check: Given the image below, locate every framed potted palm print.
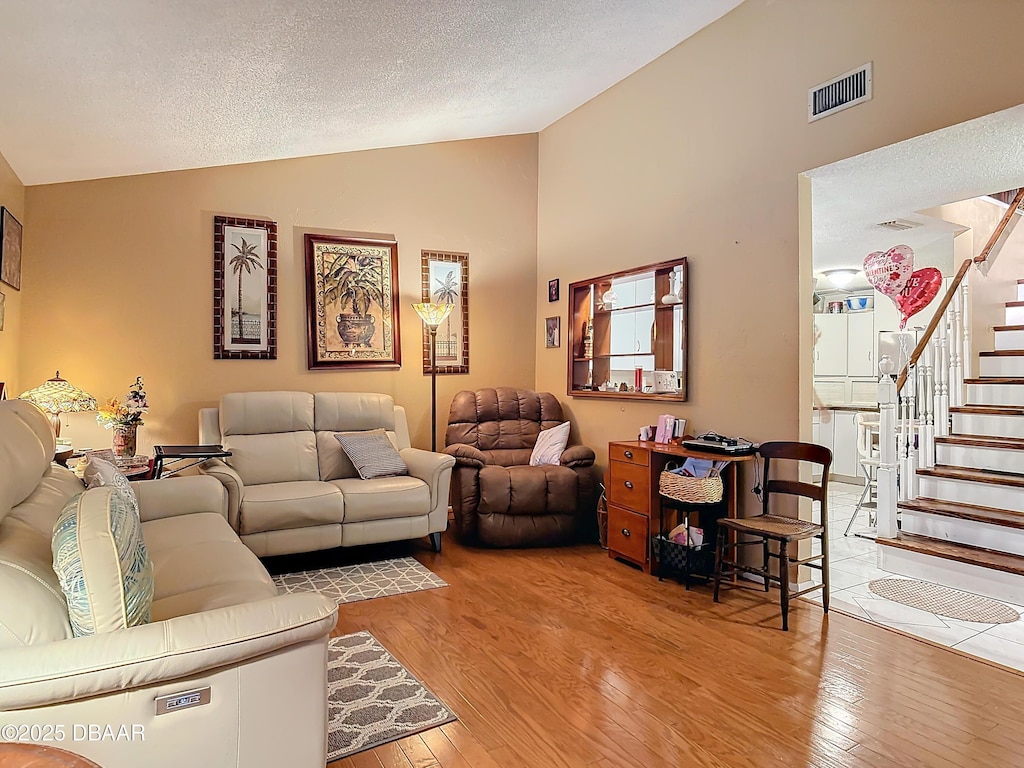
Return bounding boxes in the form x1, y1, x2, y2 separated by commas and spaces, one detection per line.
305, 234, 401, 369
421, 250, 469, 374
213, 215, 277, 359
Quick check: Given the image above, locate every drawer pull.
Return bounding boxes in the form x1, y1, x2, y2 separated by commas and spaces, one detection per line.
624, 450, 633, 459
621, 528, 631, 538
624, 480, 633, 489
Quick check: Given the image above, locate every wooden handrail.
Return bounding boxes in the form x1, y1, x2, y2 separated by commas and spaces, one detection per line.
896, 258, 972, 392
975, 187, 1024, 263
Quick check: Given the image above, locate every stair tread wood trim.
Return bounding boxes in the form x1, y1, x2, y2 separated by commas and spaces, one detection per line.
979, 350, 1024, 356
917, 464, 1024, 488
936, 434, 1024, 449
899, 497, 1024, 530
1008, 300, 1024, 308
993, 324, 1024, 332
877, 532, 1024, 577
964, 377, 1024, 384
951, 405, 1024, 415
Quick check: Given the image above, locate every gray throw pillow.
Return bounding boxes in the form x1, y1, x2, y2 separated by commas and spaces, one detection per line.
334, 430, 409, 480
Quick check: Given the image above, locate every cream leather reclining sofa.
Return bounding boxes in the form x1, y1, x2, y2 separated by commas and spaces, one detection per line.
0, 400, 338, 767
198, 391, 455, 557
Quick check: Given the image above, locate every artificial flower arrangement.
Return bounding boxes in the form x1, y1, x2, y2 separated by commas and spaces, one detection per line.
96, 376, 148, 429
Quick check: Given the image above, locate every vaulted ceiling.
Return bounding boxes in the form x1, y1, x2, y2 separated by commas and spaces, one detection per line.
0, 0, 743, 185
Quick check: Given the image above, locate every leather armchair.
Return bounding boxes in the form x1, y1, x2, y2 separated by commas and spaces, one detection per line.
444, 387, 596, 547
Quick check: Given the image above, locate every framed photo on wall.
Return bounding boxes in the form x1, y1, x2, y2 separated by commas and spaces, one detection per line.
305, 234, 401, 369
213, 215, 277, 360
1, 207, 23, 291
0, 290, 5, 331
548, 278, 559, 302
421, 250, 469, 374
545, 316, 560, 348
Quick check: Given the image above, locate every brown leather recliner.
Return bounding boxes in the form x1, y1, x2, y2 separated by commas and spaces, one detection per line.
444, 387, 596, 547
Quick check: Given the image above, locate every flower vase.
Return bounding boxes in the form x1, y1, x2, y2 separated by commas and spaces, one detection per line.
112, 424, 138, 459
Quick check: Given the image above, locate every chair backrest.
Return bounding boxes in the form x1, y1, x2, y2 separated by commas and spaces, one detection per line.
445, 387, 564, 451
758, 441, 832, 523
855, 412, 880, 461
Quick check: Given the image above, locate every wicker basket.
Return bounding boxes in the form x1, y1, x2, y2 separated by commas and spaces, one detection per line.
659, 466, 724, 504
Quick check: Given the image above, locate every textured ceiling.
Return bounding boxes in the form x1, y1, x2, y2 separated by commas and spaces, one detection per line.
808, 103, 1024, 273
0, 0, 743, 185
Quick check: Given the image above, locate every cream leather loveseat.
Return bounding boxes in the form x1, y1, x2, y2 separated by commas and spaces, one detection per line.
198, 391, 455, 557
0, 400, 338, 768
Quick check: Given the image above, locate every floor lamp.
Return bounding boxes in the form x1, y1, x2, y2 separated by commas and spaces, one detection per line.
413, 302, 453, 452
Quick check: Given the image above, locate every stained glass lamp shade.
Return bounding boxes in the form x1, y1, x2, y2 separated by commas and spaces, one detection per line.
18, 371, 97, 438
412, 302, 453, 328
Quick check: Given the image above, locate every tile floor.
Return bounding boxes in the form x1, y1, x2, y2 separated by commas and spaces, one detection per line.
803, 481, 1024, 673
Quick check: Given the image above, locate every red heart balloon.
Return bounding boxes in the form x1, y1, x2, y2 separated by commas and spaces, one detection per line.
897, 267, 943, 329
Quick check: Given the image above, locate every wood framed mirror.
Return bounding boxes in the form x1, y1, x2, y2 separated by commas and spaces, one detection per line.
567, 257, 688, 401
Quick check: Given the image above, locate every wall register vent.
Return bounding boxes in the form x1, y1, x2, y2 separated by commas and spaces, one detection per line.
877, 219, 919, 231
808, 63, 872, 122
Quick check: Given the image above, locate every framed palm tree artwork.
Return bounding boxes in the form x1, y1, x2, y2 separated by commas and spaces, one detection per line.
213, 215, 277, 360
305, 233, 401, 369
420, 250, 469, 374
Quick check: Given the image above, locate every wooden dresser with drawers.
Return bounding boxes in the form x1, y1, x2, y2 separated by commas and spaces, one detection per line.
606, 440, 749, 573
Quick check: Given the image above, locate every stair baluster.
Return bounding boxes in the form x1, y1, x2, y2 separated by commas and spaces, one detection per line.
876, 362, 899, 540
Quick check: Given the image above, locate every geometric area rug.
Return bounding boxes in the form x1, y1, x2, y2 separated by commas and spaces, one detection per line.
272, 556, 448, 605
327, 632, 457, 760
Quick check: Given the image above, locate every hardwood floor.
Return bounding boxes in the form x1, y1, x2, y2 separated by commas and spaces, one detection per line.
314, 535, 1024, 767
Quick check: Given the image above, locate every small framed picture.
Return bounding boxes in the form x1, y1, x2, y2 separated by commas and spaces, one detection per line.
0, 290, 5, 331
0, 207, 23, 291
545, 316, 560, 348
548, 278, 559, 302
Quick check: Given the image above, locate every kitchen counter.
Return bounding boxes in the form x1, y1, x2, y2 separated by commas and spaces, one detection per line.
825, 404, 879, 413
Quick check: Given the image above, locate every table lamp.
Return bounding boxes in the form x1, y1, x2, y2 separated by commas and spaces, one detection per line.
18, 371, 97, 438
413, 302, 453, 452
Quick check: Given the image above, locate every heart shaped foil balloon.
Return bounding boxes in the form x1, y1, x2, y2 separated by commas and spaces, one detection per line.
898, 267, 943, 329
863, 244, 915, 298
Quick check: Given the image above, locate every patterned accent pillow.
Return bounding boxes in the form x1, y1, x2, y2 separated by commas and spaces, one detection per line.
51, 488, 154, 637
530, 421, 571, 466
82, 456, 141, 521
334, 430, 409, 480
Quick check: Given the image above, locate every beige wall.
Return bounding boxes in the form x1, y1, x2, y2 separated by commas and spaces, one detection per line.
0, 150, 24, 395
21, 135, 538, 451
537, 0, 1024, 516
930, 198, 1024, 367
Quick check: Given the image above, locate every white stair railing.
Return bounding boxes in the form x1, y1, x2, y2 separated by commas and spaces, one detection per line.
877, 259, 973, 539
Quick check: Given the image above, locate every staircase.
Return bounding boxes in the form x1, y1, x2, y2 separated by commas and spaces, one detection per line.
877, 278, 1024, 605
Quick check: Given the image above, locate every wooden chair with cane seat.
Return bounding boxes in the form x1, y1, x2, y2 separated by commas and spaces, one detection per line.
713, 441, 832, 631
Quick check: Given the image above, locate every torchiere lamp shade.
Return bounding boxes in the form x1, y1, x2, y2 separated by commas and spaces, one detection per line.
18, 371, 97, 438
413, 302, 453, 329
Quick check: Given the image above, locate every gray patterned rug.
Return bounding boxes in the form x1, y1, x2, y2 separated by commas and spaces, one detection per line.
327, 632, 456, 760
273, 556, 447, 605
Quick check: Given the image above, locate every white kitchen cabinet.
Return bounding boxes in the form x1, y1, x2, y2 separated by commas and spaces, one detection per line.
813, 314, 848, 376
874, 294, 901, 333
831, 410, 862, 478
846, 312, 875, 377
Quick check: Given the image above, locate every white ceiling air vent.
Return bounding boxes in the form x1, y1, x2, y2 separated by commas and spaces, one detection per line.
808, 62, 872, 122
877, 219, 919, 231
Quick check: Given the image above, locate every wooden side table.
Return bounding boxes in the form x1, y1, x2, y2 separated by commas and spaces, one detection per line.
0, 743, 101, 767
606, 440, 755, 574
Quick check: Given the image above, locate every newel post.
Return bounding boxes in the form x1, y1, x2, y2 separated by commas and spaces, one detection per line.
876, 356, 899, 540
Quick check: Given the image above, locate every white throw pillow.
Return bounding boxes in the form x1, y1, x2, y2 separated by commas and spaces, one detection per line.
82, 456, 141, 520
530, 421, 571, 466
